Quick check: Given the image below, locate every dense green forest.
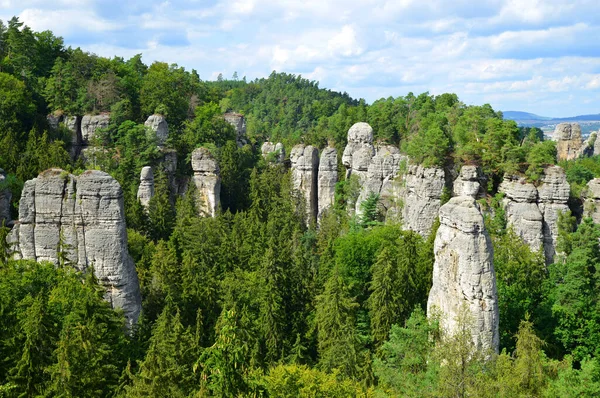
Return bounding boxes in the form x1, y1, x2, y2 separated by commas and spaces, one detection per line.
2, 17, 600, 397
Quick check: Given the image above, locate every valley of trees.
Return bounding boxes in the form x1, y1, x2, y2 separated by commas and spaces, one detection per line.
2, 17, 600, 397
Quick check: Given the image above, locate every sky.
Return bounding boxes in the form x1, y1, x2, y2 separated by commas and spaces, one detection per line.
1, 0, 599, 117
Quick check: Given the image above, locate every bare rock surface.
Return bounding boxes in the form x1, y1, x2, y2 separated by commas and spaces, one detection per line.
453, 166, 485, 198
81, 114, 111, 142
317, 147, 338, 219
144, 114, 169, 146
342, 122, 375, 181
553, 123, 584, 161
499, 166, 570, 263
7, 169, 142, 326
401, 164, 446, 237
137, 166, 154, 208
583, 178, 600, 224
290, 144, 320, 222
223, 113, 248, 147
356, 145, 406, 216
427, 196, 499, 354
191, 148, 221, 217
261, 142, 285, 163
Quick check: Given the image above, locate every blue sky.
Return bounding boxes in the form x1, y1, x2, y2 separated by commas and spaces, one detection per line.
1, 0, 599, 117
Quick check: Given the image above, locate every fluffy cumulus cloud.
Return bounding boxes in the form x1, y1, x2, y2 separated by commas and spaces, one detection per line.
1, 0, 599, 116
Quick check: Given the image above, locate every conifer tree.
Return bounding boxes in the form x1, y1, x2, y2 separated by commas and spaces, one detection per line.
315, 266, 360, 378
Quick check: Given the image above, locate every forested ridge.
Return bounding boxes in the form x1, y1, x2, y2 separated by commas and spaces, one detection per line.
2, 17, 600, 397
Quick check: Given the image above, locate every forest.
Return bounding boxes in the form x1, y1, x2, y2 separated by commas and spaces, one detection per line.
2, 17, 600, 397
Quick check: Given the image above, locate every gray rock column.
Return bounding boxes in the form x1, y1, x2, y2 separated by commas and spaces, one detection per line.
81, 114, 111, 143
261, 142, 285, 163
137, 166, 154, 208
145, 114, 169, 146
191, 148, 221, 217
584, 178, 600, 224
290, 144, 320, 223
7, 169, 142, 326
223, 113, 248, 147
342, 122, 375, 181
553, 123, 584, 161
317, 147, 338, 219
453, 165, 485, 198
401, 164, 445, 237
427, 196, 499, 354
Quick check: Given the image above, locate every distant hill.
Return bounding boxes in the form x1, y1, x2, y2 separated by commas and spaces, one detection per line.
503, 111, 552, 121
503, 111, 600, 135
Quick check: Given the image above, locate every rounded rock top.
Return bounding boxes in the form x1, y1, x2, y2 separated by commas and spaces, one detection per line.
140, 166, 153, 180
348, 122, 374, 144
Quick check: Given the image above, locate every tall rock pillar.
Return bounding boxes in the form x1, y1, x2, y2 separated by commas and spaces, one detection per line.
427, 196, 499, 354
317, 147, 338, 220
290, 144, 320, 223
191, 147, 221, 217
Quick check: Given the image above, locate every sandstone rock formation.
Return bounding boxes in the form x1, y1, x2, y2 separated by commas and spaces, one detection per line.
7, 169, 142, 326
499, 166, 570, 263
317, 147, 338, 219
342, 122, 376, 182
453, 166, 485, 198
401, 165, 446, 237
191, 148, 221, 217
427, 196, 499, 354
583, 178, 600, 224
355, 145, 406, 217
137, 166, 154, 208
223, 113, 248, 147
64, 116, 83, 158
81, 114, 111, 142
553, 123, 584, 161
261, 142, 285, 163
290, 144, 320, 222
145, 114, 169, 146
0, 169, 11, 225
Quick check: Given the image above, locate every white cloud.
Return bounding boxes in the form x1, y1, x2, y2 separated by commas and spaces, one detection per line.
1, 0, 599, 116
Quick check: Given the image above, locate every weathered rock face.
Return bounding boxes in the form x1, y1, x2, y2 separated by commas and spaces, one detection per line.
81, 114, 111, 143
191, 148, 221, 217
137, 166, 154, 208
583, 178, 600, 224
356, 145, 406, 216
144, 114, 169, 146
553, 123, 584, 161
290, 144, 320, 222
7, 169, 142, 326
317, 147, 338, 219
223, 113, 248, 147
499, 166, 570, 263
427, 196, 499, 354
0, 169, 12, 225
453, 166, 485, 198
261, 142, 285, 163
64, 116, 83, 158
401, 165, 446, 237
342, 122, 375, 181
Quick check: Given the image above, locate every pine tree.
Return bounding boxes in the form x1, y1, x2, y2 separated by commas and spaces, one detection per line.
125, 306, 197, 397
315, 266, 360, 378
147, 169, 175, 241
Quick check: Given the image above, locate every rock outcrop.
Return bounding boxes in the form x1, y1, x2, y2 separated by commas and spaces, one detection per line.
7, 169, 142, 326
499, 166, 570, 263
583, 178, 600, 224
261, 142, 285, 163
81, 114, 111, 143
401, 165, 446, 237
145, 114, 169, 146
290, 144, 320, 222
453, 166, 485, 198
191, 148, 221, 217
0, 169, 11, 225
427, 196, 499, 354
223, 113, 248, 147
64, 116, 83, 158
342, 122, 375, 182
137, 166, 154, 208
317, 147, 338, 219
355, 145, 406, 217
553, 123, 584, 161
